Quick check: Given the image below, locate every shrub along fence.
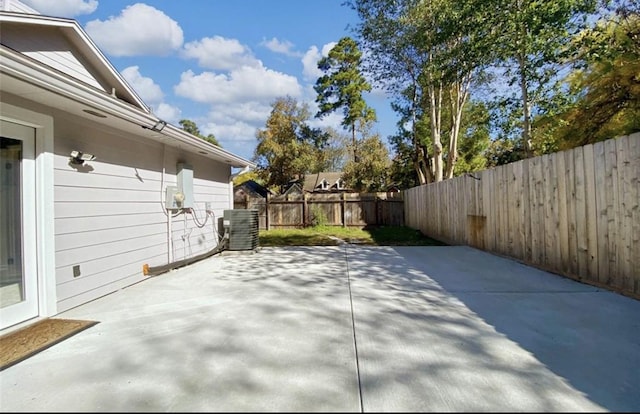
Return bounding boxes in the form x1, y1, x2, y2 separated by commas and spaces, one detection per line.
235, 192, 404, 230
404, 132, 639, 300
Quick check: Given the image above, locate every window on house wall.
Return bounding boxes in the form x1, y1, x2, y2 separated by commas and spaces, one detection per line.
336, 179, 345, 190
319, 178, 328, 190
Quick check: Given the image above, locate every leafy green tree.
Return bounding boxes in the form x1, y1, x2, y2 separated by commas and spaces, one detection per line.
342, 133, 391, 192
232, 170, 261, 187
350, 0, 492, 182
390, 92, 491, 183
309, 126, 349, 172
314, 36, 376, 162
536, 8, 640, 149
489, 0, 598, 157
179, 119, 220, 146
453, 101, 491, 175
389, 136, 419, 189
484, 137, 528, 168
297, 124, 342, 174
253, 96, 328, 192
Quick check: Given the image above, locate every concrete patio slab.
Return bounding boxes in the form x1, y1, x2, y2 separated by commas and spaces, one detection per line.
1, 246, 638, 412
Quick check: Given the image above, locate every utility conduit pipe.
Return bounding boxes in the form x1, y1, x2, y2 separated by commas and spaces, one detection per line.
143, 230, 229, 277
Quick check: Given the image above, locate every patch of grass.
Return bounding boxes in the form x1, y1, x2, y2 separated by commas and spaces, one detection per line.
258, 229, 341, 246
259, 225, 446, 247
364, 225, 447, 246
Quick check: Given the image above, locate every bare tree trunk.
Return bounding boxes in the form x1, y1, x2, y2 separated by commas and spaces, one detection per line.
410, 80, 430, 185
445, 75, 471, 179
420, 144, 434, 184
414, 157, 427, 184
515, 12, 533, 159
429, 83, 444, 182
518, 57, 533, 158
351, 123, 358, 162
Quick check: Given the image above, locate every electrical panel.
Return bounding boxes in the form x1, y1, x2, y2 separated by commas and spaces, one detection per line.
177, 162, 194, 208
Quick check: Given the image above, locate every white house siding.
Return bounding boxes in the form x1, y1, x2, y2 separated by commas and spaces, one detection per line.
50, 114, 230, 312
0, 23, 104, 90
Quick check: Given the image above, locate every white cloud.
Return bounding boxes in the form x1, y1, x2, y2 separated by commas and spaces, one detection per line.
85, 3, 183, 57
206, 120, 258, 144
320, 43, 338, 57
202, 118, 260, 160
260, 37, 301, 57
181, 36, 260, 71
302, 83, 347, 133
21, 0, 97, 17
208, 102, 272, 125
152, 103, 181, 124
173, 63, 301, 159
120, 66, 163, 104
119, 66, 180, 124
308, 105, 344, 133
198, 88, 345, 160
302, 46, 322, 82
302, 42, 336, 82
174, 66, 301, 104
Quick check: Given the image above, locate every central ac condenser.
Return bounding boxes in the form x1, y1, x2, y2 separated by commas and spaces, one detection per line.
223, 209, 259, 251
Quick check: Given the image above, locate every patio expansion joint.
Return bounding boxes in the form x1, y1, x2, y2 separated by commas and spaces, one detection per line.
343, 244, 364, 413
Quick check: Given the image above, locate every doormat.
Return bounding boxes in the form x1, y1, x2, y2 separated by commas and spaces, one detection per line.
0, 318, 99, 371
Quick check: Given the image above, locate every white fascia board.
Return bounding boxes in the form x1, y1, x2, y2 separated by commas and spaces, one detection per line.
0, 47, 255, 168
162, 123, 256, 169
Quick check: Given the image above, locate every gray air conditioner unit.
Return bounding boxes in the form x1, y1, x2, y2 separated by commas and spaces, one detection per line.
223, 209, 259, 251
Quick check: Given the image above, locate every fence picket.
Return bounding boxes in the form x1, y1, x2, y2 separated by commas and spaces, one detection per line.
556, 152, 570, 274
616, 136, 632, 291
604, 138, 619, 288
583, 144, 598, 281
628, 135, 640, 296
565, 149, 579, 276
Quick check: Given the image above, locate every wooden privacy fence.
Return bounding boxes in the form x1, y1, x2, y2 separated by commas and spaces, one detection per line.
235, 192, 404, 229
404, 133, 639, 299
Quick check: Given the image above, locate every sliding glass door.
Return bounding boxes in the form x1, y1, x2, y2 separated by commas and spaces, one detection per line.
0, 120, 38, 330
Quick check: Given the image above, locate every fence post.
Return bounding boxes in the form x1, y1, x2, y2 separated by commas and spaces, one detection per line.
342, 192, 347, 227
303, 193, 308, 227
266, 192, 270, 230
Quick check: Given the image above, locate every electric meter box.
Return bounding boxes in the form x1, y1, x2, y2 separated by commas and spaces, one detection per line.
177, 162, 194, 208
165, 186, 181, 210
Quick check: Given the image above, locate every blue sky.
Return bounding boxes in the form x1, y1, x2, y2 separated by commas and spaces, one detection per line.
22, 0, 398, 162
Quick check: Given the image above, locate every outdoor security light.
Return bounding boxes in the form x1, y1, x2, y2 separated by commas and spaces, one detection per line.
69, 150, 96, 165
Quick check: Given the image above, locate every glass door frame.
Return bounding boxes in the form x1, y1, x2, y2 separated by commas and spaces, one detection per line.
0, 102, 56, 332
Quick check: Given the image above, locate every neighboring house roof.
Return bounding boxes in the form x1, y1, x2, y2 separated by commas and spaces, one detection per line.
282, 181, 303, 196
234, 180, 271, 199
387, 184, 401, 193
303, 172, 349, 192
0, 5, 255, 168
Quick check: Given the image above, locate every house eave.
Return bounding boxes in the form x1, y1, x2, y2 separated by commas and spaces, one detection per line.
0, 11, 149, 111
0, 46, 254, 168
